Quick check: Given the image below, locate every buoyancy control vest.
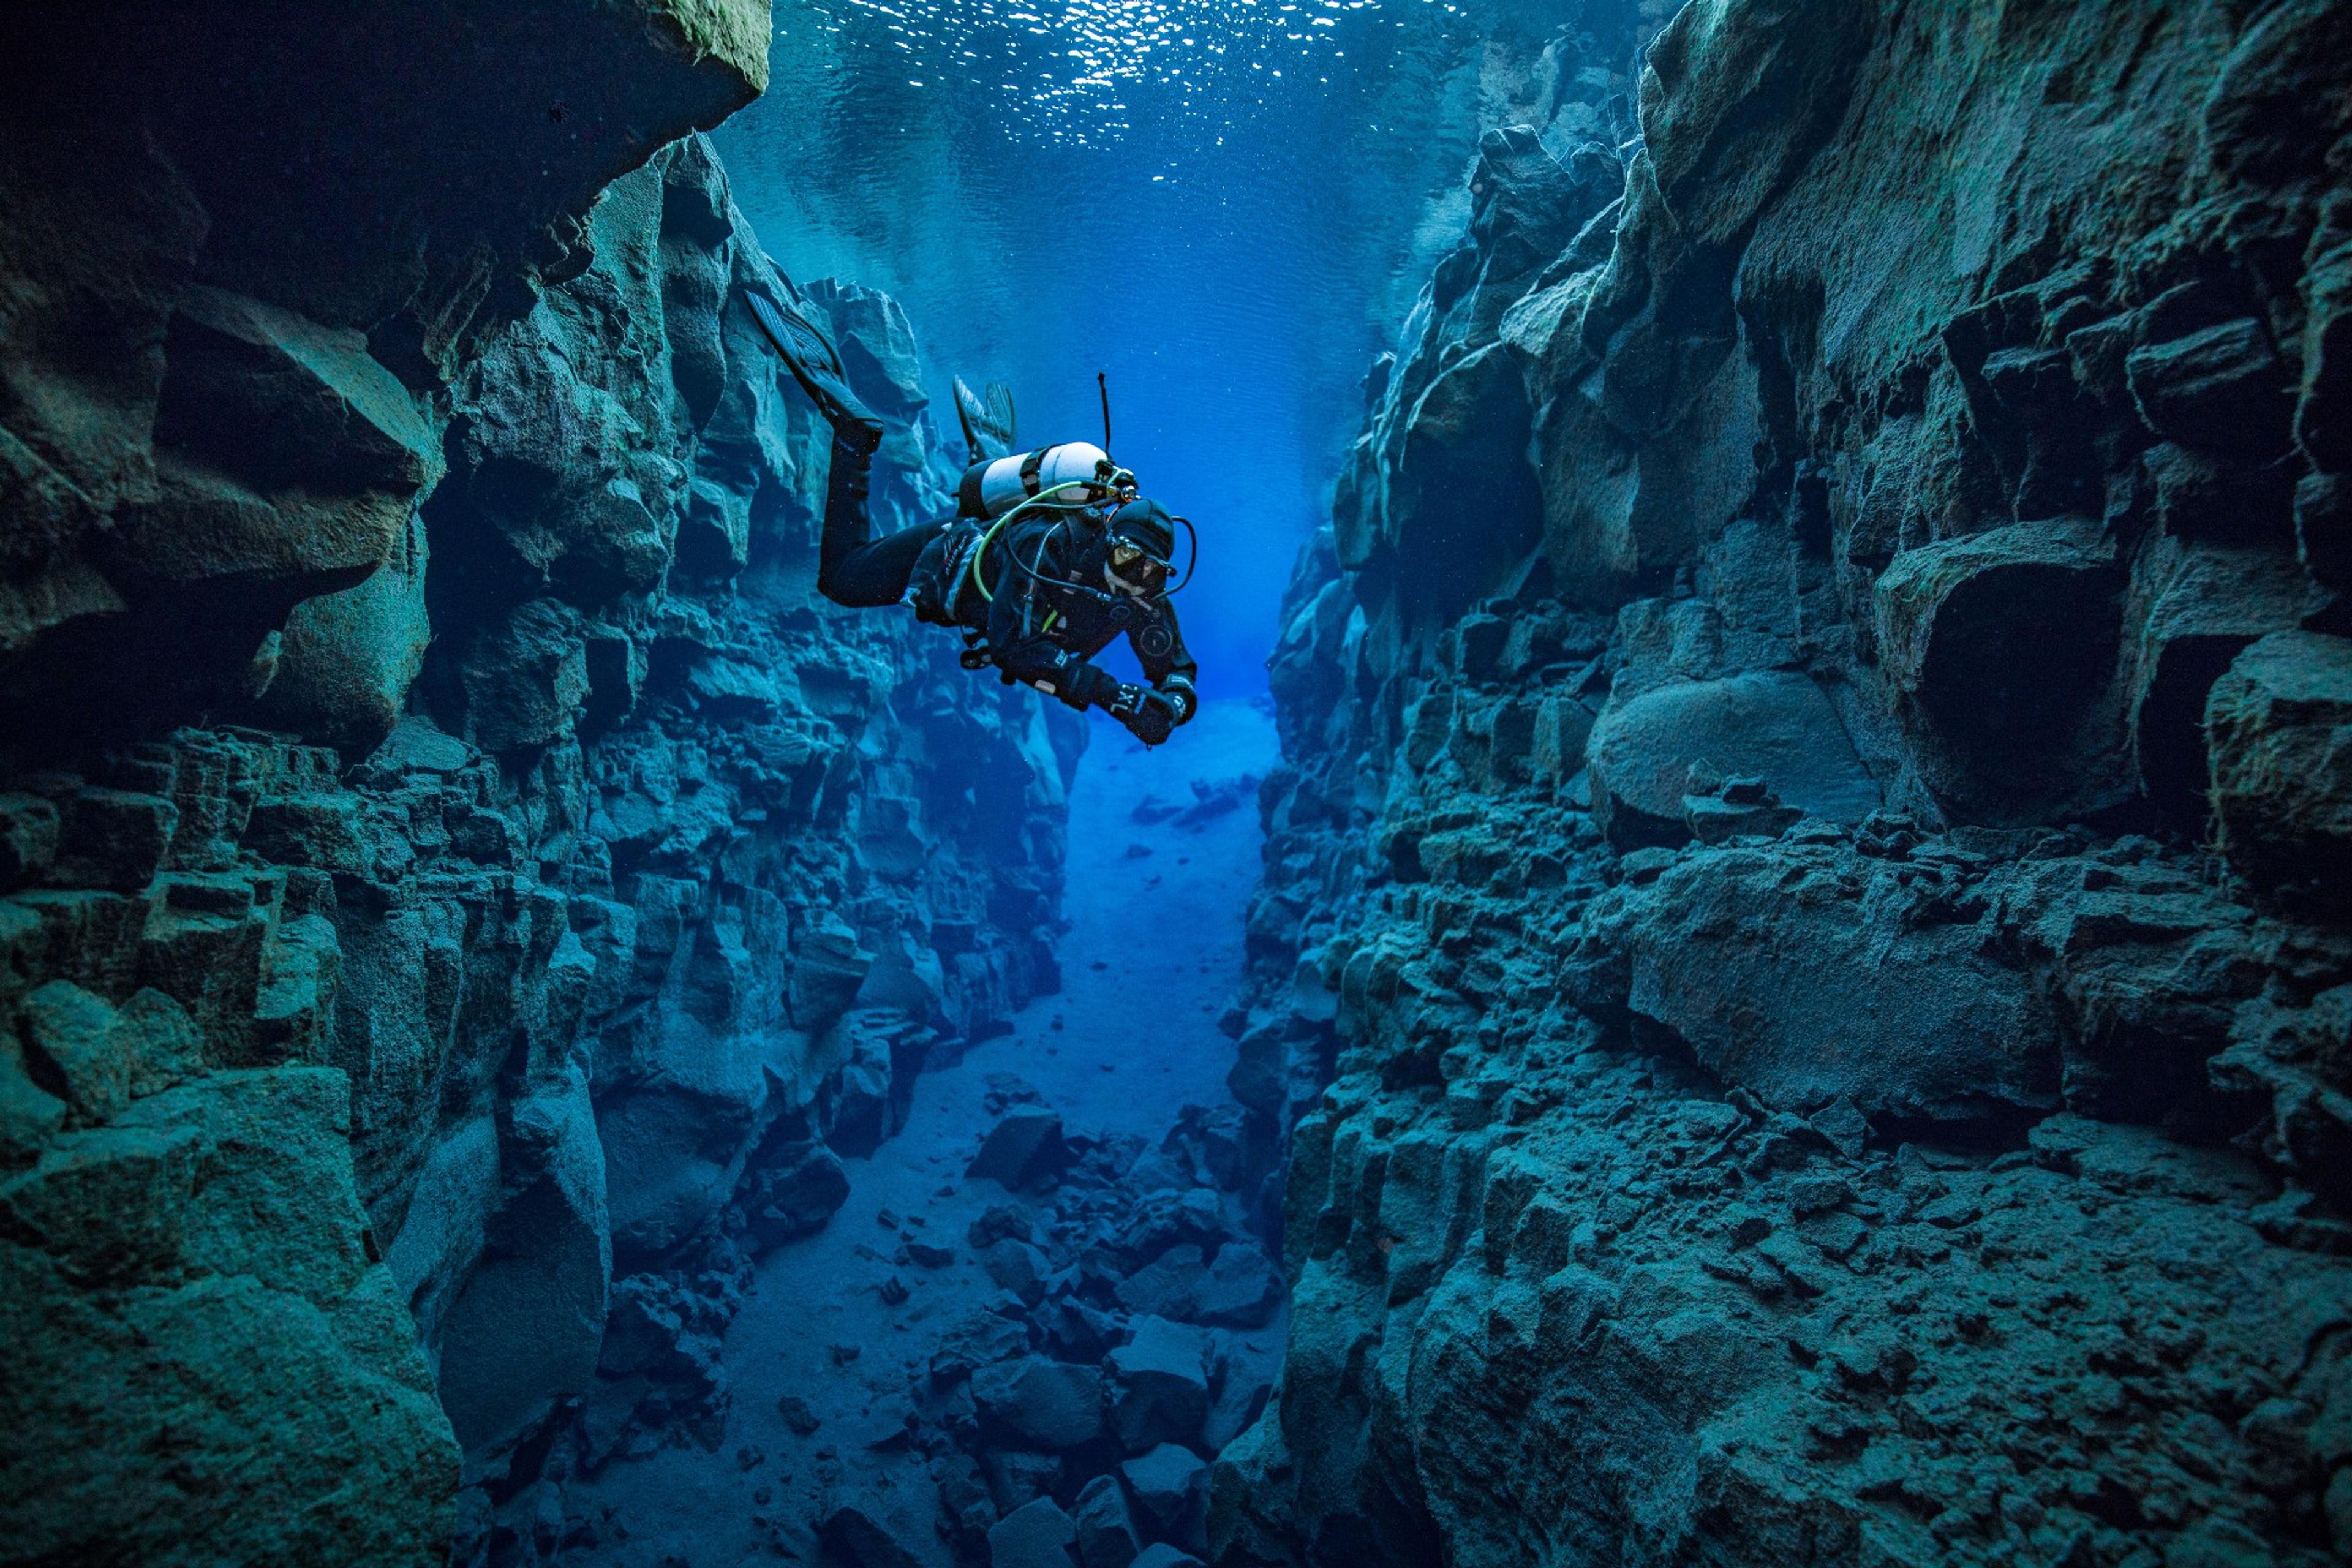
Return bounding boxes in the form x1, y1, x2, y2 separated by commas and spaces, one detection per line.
915, 442, 1134, 631
906, 519, 989, 628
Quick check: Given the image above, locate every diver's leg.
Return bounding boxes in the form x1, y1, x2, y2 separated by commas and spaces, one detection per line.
744, 286, 891, 603
817, 519, 939, 609
815, 422, 887, 601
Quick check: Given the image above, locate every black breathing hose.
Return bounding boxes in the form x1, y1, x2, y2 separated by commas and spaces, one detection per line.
1167, 514, 1199, 595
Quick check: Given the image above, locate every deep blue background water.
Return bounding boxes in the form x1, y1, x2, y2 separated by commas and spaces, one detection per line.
717, 0, 1566, 696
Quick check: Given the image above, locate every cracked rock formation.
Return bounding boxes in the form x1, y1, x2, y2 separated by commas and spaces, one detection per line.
1218, 4, 2352, 1566
0, 8, 1082, 1566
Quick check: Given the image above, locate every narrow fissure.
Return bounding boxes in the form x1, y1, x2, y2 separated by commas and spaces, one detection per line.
557, 705, 1283, 1566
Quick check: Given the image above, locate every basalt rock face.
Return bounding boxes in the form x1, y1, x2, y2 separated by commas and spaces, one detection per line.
0, 0, 772, 739
1219, 6, 2352, 1567
1, 12, 1082, 1567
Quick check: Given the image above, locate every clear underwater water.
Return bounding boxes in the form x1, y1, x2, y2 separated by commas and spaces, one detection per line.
716, 0, 1579, 695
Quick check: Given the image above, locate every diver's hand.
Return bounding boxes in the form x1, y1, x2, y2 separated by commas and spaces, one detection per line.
1126, 695, 1176, 745
1110, 684, 1175, 745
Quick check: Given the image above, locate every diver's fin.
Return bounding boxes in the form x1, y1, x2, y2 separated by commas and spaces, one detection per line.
954, 375, 1017, 464
745, 283, 878, 442
986, 382, 1017, 450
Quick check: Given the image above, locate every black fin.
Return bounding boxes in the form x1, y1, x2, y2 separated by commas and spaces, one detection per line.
954, 375, 1017, 464
745, 284, 877, 442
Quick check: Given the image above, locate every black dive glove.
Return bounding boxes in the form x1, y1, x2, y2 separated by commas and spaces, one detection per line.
1159, 676, 1197, 726
1110, 684, 1177, 745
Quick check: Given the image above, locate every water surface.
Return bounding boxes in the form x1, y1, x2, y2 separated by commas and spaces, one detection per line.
717, 0, 1585, 693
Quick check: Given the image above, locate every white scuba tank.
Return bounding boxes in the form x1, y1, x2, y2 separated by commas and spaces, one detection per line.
963, 442, 1115, 519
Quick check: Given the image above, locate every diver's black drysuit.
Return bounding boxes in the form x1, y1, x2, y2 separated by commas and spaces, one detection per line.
813, 426, 1199, 741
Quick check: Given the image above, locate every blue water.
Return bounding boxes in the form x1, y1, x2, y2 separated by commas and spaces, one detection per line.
717, 0, 1559, 695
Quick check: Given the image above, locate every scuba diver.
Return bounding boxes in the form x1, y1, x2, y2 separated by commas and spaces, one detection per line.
744, 285, 1198, 748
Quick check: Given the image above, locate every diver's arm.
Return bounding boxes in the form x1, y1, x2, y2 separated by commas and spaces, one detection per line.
1131, 601, 1199, 727
985, 576, 1123, 710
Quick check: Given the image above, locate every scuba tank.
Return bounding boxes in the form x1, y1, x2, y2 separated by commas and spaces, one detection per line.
955, 443, 1118, 519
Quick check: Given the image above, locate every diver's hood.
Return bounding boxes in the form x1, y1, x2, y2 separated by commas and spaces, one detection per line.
1106, 497, 1176, 561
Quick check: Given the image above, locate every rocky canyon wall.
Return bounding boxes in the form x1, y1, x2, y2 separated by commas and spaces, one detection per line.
1217, 3, 2352, 1566
0, 7, 1080, 1566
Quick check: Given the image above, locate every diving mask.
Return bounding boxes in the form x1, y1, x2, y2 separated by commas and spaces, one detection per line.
1109, 538, 1172, 593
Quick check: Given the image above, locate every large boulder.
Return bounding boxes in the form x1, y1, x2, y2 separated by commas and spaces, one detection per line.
1105, 1316, 1212, 1454
822, 1498, 931, 1568
983, 1449, 1067, 1519
988, 1495, 1080, 1568
737, 1137, 850, 1254
1586, 671, 1880, 848
1120, 1444, 1210, 1549
972, 1356, 1106, 1451
1115, 1245, 1210, 1322
1072, 1473, 1144, 1568
2206, 630, 2352, 907
1110, 1240, 1283, 1329
1201, 1348, 1275, 1452
1131, 1548, 1206, 1568
1590, 839, 2064, 1128
1191, 1242, 1284, 1329
968, 1106, 1068, 1189
930, 1303, 1033, 1384
980, 1237, 1053, 1306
